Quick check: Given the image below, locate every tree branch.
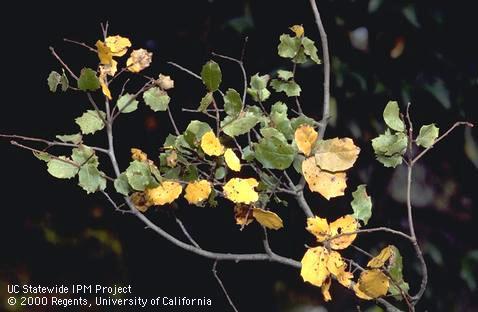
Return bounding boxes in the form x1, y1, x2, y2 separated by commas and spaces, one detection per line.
212, 261, 239, 312
49, 47, 79, 81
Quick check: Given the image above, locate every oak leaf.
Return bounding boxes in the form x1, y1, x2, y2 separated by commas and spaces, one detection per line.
223, 178, 259, 204
295, 124, 318, 156
314, 137, 360, 172
224, 148, 241, 172
200, 131, 225, 156
184, 180, 212, 204
127, 49, 152, 73
302, 156, 347, 200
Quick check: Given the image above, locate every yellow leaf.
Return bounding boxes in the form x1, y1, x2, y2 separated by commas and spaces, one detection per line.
327, 251, 353, 287
157, 74, 175, 90
126, 49, 153, 73
367, 245, 394, 268
99, 71, 112, 100
314, 137, 360, 172
105, 35, 132, 57
146, 181, 182, 205
131, 148, 148, 161
329, 215, 358, 250
252, 208, 283, 230
300, 246, 330, 287
95, 40, 113, 65
201, 131, 225, 156
354, 269, 390, 300
184, 180, 212, 204
234, 204, 254, 227
290, 24, 305, 38
224, 148, 241, 172
321, 277, 332, 302
306, 216, 330, 242
295, 124, 318, 156
223, 178, 259, 204
302, 156, 347, 200
130, 192, 152, 212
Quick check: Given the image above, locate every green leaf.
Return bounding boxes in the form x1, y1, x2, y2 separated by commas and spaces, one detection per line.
114, 173, 132, 196
184, 120, 212, 146
56, 133, 82, 144
351, 185, 372, 225
77, 68, 100, 91
277, 70, 294, 80
247, 73, 271, 102
372, 132, 408, 156
116, 93, 139, 113
291, 115, 316, 130
383, 101, 405, 132
221, 112, 260, 137
375, 154, 403, 168
242, 146, 255, 162
47, 157, 78, 179
292, 47, 307, 64
293, 154, 305, 174
388, 246, 410, 299
198, 92, 213, 112
270, 102, 293, 140
254, 136, 296, 170
214, 167, 226, 180
270, 79, 301, 97
260, 127, 287, 142
47, 71, 69, 92
201, 60, 222, 92
143, 87, 170, 112
416, 124, 439, 148
33, 151, 51, 162
278, 34, 301, 58
78, 164, 106, 194
223, 88, 242, 117
125, 160, 158, 191
302, 37, 321, 64
72, 146, 98, 167
75, 110, 106, 135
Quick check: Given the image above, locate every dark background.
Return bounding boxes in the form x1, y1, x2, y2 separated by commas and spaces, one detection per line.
0, 0, 477, 311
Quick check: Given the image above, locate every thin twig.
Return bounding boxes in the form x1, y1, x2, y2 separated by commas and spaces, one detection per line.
309, 0, 330, 140
325, 227, 413, 243
167, 61, 202, 80
87, 93, 108, 126
212, 261, 239, 312
63, 38, 97, 52
49, 47, 79, 80
0, 134, 109, 154
101, 191, 130, 214
412, 121, 474, 164
10, 141, 81, 168
212, 51, 248, 105
175, 216, 201, 248
167, 107, 180, 136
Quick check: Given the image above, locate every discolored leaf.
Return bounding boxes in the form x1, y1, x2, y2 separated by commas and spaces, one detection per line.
184, 180, 212, 205
383, 101, 405, 132
200, 131, 224, 156
327, 250, 353, 287
295, 124, 318, 156
223, 178, 259, 204
329, 215, 358, 250
48, 71, 69, 92
289, 25, 304, 37
314, 137, 360, 172
156, 74, 175, 90
306, 216, 330, 242
354, 269, 390, 300
146, 181, 182, 205
184, 120, 212, 146
300, 246, 330, 287
117, 93, 139, 113
143, 87, 170, 112
131, 148, 148, 162
224, 148, 241, 172
95, 40, 113, 65
77, 68, 100, 91
351, 184, 372, 225
130, 192, 152, 212
416, 124, 439, 148
368, 245, 394, 268
126, 49, 152, 73
388, 246, 410, 299
321, 277, 332, 302
201, 60, 222, 92
302, 157, 347, 200
252, 208, 283, 230
105, 35, 131, 57
75, 110, 106, 135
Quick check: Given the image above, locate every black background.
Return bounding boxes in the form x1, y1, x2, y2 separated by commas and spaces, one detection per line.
1, 1, 477, 311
